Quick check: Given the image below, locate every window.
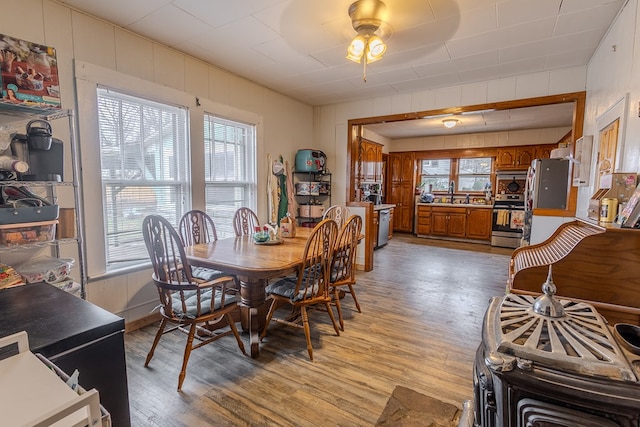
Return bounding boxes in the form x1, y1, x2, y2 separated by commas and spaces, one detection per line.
420, 159, 451, 191
97, 88, 190, 266
203, 114, 256, 238
457, 157, 491, 192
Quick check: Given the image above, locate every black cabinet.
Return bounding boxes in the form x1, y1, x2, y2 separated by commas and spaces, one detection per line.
0, 283, 131, 426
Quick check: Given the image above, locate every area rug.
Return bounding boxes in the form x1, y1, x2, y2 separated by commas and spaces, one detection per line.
375, 386, 462, 427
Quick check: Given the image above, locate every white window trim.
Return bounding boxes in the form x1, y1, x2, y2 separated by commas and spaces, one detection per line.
203, 114, 257, 238
74, 60, 263, 279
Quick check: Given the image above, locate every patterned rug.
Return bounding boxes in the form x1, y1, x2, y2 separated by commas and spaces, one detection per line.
376, 386, 463, 427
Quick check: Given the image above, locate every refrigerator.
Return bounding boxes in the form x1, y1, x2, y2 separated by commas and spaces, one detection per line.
522, 158, 571, 245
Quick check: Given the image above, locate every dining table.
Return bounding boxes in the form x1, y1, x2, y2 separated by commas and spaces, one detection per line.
184, 227, 315, 358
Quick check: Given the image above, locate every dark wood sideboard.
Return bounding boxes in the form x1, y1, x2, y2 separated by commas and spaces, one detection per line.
509, 218, 640, 326
0, 282, 131, 426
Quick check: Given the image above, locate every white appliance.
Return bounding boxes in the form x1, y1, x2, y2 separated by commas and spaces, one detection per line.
522, 158, 572, 245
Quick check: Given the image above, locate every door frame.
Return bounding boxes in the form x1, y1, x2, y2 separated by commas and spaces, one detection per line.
346, 91, 586, 217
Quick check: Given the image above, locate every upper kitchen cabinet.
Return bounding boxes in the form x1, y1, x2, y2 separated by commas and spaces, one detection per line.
361, 140, 383, 182
496, 146, 536, 170
535, 144, 555, 159
496, 143, 559, 170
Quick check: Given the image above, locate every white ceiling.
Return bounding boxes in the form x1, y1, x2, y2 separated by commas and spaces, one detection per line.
58, 0, 625, 108
364, 102, 577, 138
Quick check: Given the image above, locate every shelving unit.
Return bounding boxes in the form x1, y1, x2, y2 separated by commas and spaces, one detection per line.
293, 171, 331, 226
0, 106, 86, 298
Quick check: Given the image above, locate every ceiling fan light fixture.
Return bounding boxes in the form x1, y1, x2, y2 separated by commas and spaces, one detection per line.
347, 35, 367, 62
443, 119, 459, 128
347, 0, 390, 81
366, 35, 386, 62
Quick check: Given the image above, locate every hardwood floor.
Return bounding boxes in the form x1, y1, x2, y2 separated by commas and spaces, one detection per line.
124, 234, 514, 426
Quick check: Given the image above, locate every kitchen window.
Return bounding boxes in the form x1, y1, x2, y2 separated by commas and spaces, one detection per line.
457, 157, 491, 192
419, 159, 451, 191
203, 114, 256, 238
97, 88, 190, 266
420, 157, 491, 192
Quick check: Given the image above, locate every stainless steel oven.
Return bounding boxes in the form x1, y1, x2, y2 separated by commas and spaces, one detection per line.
491, 194, 524, 248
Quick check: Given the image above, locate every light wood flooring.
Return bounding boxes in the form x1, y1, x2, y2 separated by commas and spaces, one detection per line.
124, 234, 514, 426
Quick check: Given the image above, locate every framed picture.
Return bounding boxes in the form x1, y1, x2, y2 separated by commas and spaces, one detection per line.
0, 33, 61, 109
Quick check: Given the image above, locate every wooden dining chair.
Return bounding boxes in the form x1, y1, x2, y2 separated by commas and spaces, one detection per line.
178, 209, 236, 285
233, 207, 260, 236
142, 214, 246, 391
329, 214, 363, 331
322, 205, 350, 229
260, 218, 340, 361
179, 209, 218, 246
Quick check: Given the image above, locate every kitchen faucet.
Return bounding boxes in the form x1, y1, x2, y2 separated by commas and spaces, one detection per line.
449, 180, 455, 203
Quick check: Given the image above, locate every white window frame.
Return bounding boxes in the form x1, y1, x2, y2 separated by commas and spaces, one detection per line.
96, 87, 191, 266
419, 159, 452, 192
75, 61, 264, 279
203, 114, 256, 239
457, 157, 492, 193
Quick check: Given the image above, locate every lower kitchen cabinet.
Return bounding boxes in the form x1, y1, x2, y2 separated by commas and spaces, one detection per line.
431, 208, 466, 238
466, 208, 492, 240
416, 205, 432, 235
415, 204, 491, 242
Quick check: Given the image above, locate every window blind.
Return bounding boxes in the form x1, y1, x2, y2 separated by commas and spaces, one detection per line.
97, 88, 190, 265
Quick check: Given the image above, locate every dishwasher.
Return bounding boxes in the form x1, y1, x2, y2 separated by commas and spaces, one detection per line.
376, 209, 390, 248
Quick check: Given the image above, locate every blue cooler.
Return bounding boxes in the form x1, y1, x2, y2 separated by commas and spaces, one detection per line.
295, 149, 326, 172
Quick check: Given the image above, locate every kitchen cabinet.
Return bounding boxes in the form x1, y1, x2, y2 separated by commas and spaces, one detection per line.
415, 204, 492, 241
364, 143, 379, 181
0, 282, 130, 426
293, 171, 331, 226
496, 146, 536, 170
358, 140, 384, 204
535, 144, 554, 159
388, 152, 415, 232
431, 207, 467, 238
415, 205, 432, 235
496, 144, 557, 170
466, 207, 492, 240
357, 139, 383, 182
0, 107, 86, 298
388, 208, 394, 240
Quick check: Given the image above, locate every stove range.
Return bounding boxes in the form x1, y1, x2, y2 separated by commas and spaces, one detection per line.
472, 267, 640, 426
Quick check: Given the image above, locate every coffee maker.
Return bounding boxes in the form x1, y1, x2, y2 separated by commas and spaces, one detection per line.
8, 119, 64, 181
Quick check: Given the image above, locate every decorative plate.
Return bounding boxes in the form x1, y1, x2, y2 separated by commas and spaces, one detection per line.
254, 239, 283, 245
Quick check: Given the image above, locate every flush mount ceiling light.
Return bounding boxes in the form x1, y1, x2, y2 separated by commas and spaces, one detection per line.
346, 0, 391, 82
442, 119, 459, 128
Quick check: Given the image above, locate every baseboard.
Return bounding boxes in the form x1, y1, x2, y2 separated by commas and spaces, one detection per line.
125, 312, 161, 333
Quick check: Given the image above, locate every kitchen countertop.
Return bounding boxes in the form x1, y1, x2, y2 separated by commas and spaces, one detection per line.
373, 204, 396, 211
416, 202, 493, 208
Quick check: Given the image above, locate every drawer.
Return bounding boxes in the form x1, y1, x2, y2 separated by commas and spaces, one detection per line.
416, 224, 431, 235
417, 216, 431, 225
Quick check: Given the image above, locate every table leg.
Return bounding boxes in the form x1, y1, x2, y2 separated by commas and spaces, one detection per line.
238, 277, 268, 358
